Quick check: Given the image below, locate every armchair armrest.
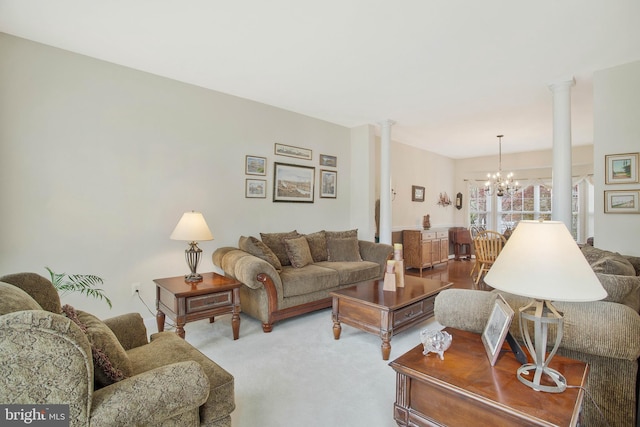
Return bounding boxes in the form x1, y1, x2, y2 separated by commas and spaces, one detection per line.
90, 361, 210, 427
359, 240, 394, 277
102, 313, 149, 350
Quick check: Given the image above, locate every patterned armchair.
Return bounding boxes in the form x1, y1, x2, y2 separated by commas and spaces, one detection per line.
0, 273, 235, 427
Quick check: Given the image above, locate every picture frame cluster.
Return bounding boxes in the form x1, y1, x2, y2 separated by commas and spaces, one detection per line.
604, 152, 639, 214
244, 144, 338, 202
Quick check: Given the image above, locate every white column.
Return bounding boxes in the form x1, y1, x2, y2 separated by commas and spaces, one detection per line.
548, 78, 575, 231
379, 120, 394, 245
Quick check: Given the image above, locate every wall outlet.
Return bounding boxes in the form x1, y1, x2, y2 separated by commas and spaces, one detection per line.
131, 282, 141, 296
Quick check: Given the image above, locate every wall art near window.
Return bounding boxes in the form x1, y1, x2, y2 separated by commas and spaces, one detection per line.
319, 154, 337, 167
246, 179, 267, 198
412, 185, 425, 202
274, 143, 312, 160
320, 169, 337, 198
273, 162, 315, 203
605, 152, 638, 184
604, 189, 640, 213
245, 155, 267, 176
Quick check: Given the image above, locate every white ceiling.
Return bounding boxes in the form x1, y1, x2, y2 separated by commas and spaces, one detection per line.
1, 0, 639, 159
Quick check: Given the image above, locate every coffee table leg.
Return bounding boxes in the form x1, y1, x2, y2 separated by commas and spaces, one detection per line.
381, 332, 392, 360
176, 321, 186, 339
231, 312, 240, 340
156, 311, 166, 332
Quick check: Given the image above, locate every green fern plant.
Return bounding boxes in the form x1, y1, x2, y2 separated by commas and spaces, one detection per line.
45, 267, 112, 309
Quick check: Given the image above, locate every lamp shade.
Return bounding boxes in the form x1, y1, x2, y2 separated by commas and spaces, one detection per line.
484, 220, 606, 302
170, 211, 214, 242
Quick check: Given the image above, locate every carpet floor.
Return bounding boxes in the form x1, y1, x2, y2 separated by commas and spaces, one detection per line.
177, 309, 443, 427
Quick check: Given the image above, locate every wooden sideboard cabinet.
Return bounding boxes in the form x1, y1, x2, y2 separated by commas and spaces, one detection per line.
403, 229, 449, 276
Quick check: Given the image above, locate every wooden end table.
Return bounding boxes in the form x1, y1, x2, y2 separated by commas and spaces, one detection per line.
154, 272, 241, 339
330, 275, 452, 360
389, 328, 589, 426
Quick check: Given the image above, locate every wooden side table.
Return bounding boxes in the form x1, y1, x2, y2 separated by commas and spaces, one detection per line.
389, 328, 589, 427
154, 272, 241, 339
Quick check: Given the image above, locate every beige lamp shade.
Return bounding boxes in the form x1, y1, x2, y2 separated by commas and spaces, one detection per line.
484, 220, 606, 302
170, 211, 214, 242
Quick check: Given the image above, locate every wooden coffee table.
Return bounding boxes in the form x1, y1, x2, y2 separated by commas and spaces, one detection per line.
389, 328, 588, 426
154, 272, 241, 339
330, 275, 452, 360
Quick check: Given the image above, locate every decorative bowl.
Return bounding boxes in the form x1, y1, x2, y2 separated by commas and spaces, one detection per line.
420, 329, 452, 360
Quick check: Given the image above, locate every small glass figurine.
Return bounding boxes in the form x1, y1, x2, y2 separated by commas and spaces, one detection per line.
421, 329, 452, 360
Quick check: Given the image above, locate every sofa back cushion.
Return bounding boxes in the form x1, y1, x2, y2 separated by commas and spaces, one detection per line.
327, 237, 363, 262
0, 273, 62, 314
0, 281, 42, 315
284, 236, 314, 268
239, 236, 283, 271
581, 245, 636, 276
260, 230, 300, 266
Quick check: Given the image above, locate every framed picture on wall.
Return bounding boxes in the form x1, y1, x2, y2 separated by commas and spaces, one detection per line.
605, 153, 639, 184
604, 190, 640, 213
274, 143, 312, 160
412, 185, 425, 202
245, 179, 267, 198
273, 162, 315, 202
320, 170, 337, 198
319, 154, 337, 167
245, 155, 267, 176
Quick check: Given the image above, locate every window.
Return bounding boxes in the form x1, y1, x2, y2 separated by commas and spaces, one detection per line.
468, 179, 593, 243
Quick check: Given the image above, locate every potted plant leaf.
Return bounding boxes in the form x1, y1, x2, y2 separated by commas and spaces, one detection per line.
46, 267, 112, 309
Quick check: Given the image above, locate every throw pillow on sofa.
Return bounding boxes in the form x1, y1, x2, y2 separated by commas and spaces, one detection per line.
581, 245, 636, 276
327, 237, 363, 262
239, 236, 283, 271
304, 231, 328, 262
260, 230, 300, 266
284, 236, 314, 268
62, 305, 133, 389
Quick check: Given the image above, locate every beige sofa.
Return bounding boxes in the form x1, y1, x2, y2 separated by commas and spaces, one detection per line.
434, 246, 640, 427
0, 272, 235, 427
213, 230, 393, 332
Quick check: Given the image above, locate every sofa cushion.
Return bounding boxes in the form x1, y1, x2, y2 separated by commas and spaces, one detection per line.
316, 261, 381, 285
327, 237, 362, 262
596, 273, 640, 312
305, 231, 328, 262
326, 229, 358, 240
0, 281, 42, 315
279, 265, 340, 298
260, 230, 300, 266
581, 245, 636, 276
0, 272, 62, 314
284, 236, 314, 268
62, 305, 133, 389
239, 236, 282, 271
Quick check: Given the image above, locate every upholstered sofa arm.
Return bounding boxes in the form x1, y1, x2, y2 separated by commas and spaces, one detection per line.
359, 240, 394, 277
213, 247, 283, 292
435, 289, 640, 361
0, 310, 94, 423
90, 361, 210, 427
103, 312, 149, 350
434, 289, 498, 333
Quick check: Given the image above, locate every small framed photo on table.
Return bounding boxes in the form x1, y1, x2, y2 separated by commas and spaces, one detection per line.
482, 294, 515, 366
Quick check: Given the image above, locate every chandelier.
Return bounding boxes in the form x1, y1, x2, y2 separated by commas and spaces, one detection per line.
485, 135, 519, 197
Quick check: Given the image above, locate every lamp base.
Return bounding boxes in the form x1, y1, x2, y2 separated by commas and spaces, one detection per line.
184, 273, 203, 283
518, 299, 566, 393
517, 364, 567, 393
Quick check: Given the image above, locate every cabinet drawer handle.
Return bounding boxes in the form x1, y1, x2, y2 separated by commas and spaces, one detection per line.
405, 310, 414, 318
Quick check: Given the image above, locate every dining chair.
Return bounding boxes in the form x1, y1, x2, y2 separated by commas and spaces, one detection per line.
472, 230, 507, 287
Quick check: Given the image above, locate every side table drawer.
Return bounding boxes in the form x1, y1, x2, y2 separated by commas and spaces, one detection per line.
394, 301, 425, 328
187, 291, 232, 314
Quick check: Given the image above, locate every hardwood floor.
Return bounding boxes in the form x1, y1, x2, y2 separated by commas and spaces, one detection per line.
404, 258, 478, 290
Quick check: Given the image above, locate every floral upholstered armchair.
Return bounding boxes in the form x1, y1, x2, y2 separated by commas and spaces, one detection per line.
0, 273, 235, 427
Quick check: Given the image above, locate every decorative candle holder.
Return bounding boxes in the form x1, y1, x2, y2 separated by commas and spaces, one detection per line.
383, 260, 397, 291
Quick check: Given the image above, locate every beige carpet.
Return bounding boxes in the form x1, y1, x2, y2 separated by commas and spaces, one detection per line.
173, 309, 443, 427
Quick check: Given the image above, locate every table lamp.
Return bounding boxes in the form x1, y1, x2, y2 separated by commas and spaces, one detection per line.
170, 211, 214, 282
484, 220, 606, 393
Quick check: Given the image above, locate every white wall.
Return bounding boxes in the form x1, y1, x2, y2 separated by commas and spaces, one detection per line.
593, 60, 640, 255
0, 34, 354, 319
